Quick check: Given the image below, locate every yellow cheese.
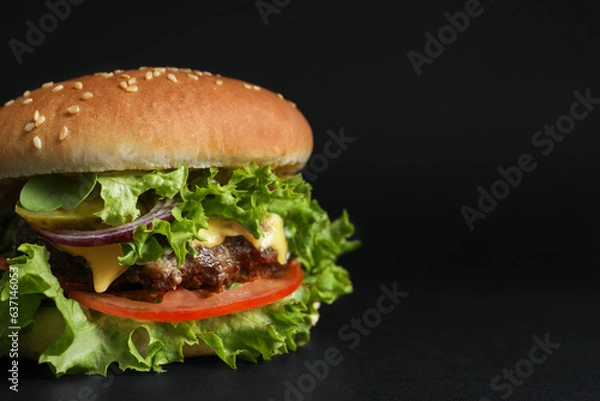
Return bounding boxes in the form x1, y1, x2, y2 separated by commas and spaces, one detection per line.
55, 243, 127, 293
195, 214, 288, 265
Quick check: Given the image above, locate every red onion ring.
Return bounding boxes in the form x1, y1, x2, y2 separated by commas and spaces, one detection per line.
32, 199, 177, 247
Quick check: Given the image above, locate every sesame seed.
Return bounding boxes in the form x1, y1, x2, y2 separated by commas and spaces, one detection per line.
4, 99, 15, 106
243, 83, 252, 89
59, 126, 68, 140
114, 69, 124, 74
193, 70, 203, 76
145, 71, 153, 80
67, 105, 80, 114
33, 110, 40, 121
24, 122, 35, 132
119, 81, 128, 89
74, 81, 83, 90
23, 90, 31, 97
276, 93, 284, 99
35, 115, 46, 127
128, 78, 137, 85
203, 71, 212, 76
180, 68, 192, 73
154, 67, 166, 73
153, 70, 162, 77
252, 85, 261, 91
167, 73, 177, 83
216, 79, 223, 85
126, 85, 138, 92
121, 73, 131, 79
32, 136, 42, 149
23, 98, 33, 105
289, 101, 297, 108
52, 84, 64, 92
187, 73, 199, 80
81, 92, 93, 100
42, 81, 54, 88
167, 67, 179, 72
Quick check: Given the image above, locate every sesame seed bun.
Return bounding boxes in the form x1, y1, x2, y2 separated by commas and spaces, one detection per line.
0, 67, 313, 180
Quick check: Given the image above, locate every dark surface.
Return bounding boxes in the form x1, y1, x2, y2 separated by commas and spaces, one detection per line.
2, 0, 600, 400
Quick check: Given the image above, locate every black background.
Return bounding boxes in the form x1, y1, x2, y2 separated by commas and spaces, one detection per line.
2, 0, 600, 400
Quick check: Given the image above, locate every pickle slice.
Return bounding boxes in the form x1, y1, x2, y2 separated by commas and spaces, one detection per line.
15, 196, 106, 231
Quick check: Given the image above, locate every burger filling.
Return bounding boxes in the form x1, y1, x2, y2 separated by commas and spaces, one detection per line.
0, 163, 359, 375
57, 229, 287, 297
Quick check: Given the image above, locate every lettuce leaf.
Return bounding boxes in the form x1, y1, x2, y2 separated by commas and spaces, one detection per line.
0, 164, 359, 375
119, 164, 360, 276
95, 166, 187, 226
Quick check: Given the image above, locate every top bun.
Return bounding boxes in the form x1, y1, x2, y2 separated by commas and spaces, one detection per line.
0, 67, 313, 180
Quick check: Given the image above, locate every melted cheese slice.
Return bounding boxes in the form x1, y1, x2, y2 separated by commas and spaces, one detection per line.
56, 214, 288, 294
55, 243, 127, 293
194, 214, 288, 265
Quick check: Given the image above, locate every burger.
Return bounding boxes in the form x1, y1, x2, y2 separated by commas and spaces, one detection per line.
0, 67, 359, 376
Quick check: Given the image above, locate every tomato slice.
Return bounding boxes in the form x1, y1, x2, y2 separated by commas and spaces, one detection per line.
68, 260, 303, 322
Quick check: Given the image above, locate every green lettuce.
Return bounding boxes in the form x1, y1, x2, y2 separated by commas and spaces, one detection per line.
95, 165, 188, 225
0, 164, 359, 376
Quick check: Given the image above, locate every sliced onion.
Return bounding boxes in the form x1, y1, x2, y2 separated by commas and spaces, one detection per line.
32, 199, 177, 247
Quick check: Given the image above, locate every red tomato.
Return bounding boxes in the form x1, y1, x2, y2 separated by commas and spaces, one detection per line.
68, 260, 303, 322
